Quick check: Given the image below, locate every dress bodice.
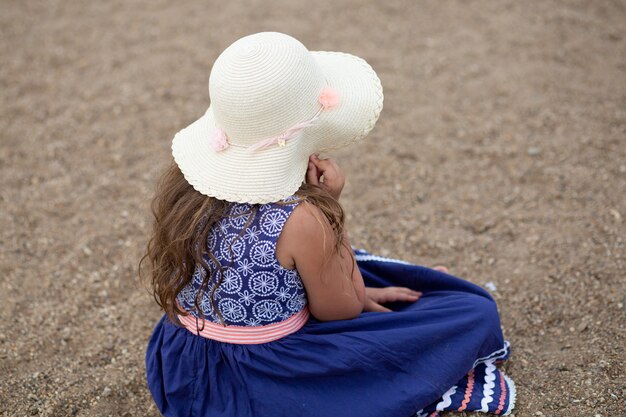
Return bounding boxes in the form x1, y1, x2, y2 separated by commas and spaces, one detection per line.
176, 196, 308, 326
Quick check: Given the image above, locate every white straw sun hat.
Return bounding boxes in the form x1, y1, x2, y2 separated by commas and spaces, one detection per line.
171, 32, 383, 204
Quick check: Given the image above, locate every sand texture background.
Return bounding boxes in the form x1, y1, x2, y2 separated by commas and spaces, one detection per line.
1, 0, 624, 416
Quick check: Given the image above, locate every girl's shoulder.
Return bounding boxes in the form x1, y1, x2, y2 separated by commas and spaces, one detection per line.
275, 198, 329, 271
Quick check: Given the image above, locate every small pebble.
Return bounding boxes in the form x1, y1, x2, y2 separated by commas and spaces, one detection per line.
609, 209, 621, 221
61, 327, 72, 340
527, 147, 542, 156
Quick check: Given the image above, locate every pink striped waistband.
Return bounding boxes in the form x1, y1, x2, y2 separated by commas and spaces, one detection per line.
177, 307, 310, 344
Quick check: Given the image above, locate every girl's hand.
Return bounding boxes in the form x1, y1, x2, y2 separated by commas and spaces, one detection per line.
306, 155, 345, 200
363, 287, 422, 313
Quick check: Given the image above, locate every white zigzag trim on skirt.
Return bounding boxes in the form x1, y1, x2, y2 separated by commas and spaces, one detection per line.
472, 340, 511, 368
413, 342, 513, 416
436, 385, 457, 411
354, 253, 411, 265
503, 372, 517, 416
480, 359, 497, 412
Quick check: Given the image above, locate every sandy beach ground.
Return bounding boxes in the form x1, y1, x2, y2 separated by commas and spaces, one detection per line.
1, 0, 624, 416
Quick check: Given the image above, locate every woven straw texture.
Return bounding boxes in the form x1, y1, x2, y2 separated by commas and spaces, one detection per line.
172, 32, 383, 204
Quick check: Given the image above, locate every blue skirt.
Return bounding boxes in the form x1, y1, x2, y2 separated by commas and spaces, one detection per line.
146, 251, 516, 416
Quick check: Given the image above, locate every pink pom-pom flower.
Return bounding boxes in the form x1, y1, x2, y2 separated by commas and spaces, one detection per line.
318, 87, 340, 110
209, 128, 229, 152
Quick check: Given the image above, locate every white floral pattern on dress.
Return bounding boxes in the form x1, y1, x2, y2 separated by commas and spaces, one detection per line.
178, 284, 196, 306
176, 196, 308, 326
274, 287, 291, 302
251, 241, 275, 267
191, 265, 207, 286
207, 231, 217, 252
220, 233, 246, 263
237, 290, 255, 306
284, 269, 303, 289
220, 269, 242, 294
260, 209, 288, 237
199, 293, 215, 315
243, 226, 261, 243
253, 299, 283, 321
217, 218, 229, 236
229, 204, 252, 228
250, 271, 279, 296
278, 311, 293, 321
244, 317, 262, 326
236, 258, 254, 276
287, 293, 307, 312
218, 299, 247, 322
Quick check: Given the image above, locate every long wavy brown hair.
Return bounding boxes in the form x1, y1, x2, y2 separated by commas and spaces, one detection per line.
139, 161, 347, 325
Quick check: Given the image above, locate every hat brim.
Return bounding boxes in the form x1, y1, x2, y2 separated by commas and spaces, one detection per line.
171, 51, 383, 204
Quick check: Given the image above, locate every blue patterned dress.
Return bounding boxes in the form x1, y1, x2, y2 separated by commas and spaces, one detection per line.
175, 197, 307, 329
146, 196, 516, 416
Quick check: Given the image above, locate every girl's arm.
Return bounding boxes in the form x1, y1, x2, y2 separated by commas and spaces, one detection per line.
277, 202, 365, 321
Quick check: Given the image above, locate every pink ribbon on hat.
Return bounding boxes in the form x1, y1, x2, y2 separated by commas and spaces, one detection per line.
209, 87, 340, 153
208, 128, 230, 152
317, 87, 340, 110
248, 111, 321, 151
